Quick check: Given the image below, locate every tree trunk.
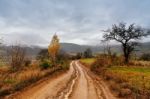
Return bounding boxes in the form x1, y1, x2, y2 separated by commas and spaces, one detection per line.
122, 44, 129, 64
125, 54, 129, 64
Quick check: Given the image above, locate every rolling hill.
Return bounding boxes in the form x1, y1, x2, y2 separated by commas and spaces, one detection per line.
0, 42, 150, 58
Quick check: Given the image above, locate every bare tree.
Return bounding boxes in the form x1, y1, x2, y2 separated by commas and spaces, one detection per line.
101, 40, 112, 56
84, 48, 93, 58
103, 22, 150, 63
8, 45, 26, 71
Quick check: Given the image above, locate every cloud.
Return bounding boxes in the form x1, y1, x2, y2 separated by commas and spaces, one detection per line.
3, 32, 48, 46
0, 0, 150, 46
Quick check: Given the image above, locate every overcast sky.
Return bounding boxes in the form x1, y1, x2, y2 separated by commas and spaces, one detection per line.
0, 0, 150, 46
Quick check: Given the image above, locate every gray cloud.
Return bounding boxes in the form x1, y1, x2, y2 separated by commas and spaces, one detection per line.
0, 0, 150, 46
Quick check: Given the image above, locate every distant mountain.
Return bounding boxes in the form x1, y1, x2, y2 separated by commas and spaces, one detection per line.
0, 42, 150, 58
60, 43, 92, 53
60, 42, 150, 54
60, 43, 120, 53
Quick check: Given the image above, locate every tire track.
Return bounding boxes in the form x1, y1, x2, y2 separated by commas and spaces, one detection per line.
57, 61, 79, 99
80, 63, 105, 99
78, 61, 116, 99
57, 61, 89, 99
69, 61, 88, 99
81, 63, 100, 99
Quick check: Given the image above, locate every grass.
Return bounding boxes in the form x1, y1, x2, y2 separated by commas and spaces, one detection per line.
105, 66, 150, 97
130, 60, 150, 67
86, 56, 150, 97
80, 58, 95, 65
0, 61, 69, 98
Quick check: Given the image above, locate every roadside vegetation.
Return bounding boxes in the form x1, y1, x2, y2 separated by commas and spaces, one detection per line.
80, 58, 95, 68
105, 65, 150, 98
81, 56, 150, 98
81, 22, 150, 98
0, 34, 70, 98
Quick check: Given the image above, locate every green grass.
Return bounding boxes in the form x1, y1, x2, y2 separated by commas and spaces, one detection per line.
3, 78, 16, 84
106, 66, 150, 93
80, 58, 95, 65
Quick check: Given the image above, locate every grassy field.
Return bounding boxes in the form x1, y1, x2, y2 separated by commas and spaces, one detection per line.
105, 66, 150, 97
80, 58, 95, 65
81, 58, 150, 97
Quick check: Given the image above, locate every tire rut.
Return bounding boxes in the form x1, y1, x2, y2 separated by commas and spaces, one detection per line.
56, 61, 79, 99
78, 61, 116, 99
81, 63, 100, 99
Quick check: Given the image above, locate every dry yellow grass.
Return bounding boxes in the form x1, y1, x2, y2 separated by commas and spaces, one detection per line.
105, 66, 150, 97
0, 63, 62, 97
130, 60, 150, 67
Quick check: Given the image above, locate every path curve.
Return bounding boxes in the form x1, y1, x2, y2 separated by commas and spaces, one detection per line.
6, 61, 117, 99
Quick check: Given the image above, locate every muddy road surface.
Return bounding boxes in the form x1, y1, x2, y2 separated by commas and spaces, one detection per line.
7, 61, 116, 99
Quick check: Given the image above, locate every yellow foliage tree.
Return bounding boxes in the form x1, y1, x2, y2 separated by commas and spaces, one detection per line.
48, 34, 60, 65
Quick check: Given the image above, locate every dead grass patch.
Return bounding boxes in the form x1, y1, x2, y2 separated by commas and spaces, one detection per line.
0, 63, 64, 98
104, 66, 150, 98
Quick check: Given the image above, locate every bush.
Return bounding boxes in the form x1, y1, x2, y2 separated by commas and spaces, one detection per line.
24, 59, 31, 66
140, 53, 150, 61
40, 60, 52, 69
8, 45, 26, 71
61, 61, 70, 70
91, 56, 111, 74
109, 80, 121, 92
14, 73, 41, 91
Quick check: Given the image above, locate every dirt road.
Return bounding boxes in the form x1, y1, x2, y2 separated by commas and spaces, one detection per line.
7, 61, 116, 99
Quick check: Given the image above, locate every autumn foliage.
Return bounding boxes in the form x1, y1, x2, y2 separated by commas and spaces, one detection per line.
48, 34, 60, 65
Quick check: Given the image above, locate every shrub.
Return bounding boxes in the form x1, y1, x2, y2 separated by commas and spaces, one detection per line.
40, 60, 52, 69
8, 45, 26, 71
109, 80, 121, 92
140, 53, 150, 61
24, 59, 31, 66
61, 61, 69, 70
0, 88, 11, 97
91, 56, 111, 74
14, 73, 41, 91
